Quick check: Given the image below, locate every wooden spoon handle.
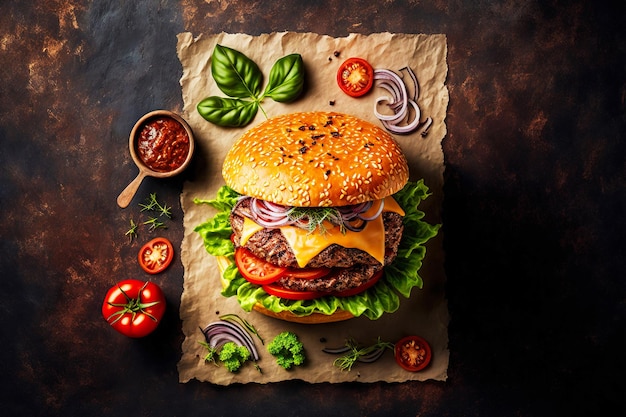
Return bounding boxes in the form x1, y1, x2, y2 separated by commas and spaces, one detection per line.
117, 171, 148, 208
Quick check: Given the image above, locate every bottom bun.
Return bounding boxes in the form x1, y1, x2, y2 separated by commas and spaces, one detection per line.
215, 256, 354, 324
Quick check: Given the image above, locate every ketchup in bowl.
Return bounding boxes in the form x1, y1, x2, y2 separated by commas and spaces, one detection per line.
136, 117, 190, 173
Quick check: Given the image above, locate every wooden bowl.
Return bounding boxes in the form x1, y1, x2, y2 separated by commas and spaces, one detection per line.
117, 110, 194, 208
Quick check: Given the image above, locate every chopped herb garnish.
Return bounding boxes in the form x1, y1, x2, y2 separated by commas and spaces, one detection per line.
125, 219, 138, 242
143, 217, 167, 231
139, 193, 172, 218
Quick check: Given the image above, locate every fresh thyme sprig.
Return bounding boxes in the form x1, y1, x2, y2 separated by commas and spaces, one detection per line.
139, 193, 172, 218
143, 216, 167, 231
332, 337, 394, 371
125, 219, 138, 242
122, 193, 173, 242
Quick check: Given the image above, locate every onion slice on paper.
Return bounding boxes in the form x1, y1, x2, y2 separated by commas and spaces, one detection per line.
202, 319, 260, 361
372, 67, 432, 136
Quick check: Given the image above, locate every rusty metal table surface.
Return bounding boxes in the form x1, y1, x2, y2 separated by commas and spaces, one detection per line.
1, 1, 624, 416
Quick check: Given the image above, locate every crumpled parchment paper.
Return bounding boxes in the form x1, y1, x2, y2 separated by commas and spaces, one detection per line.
176, 32, 449, 384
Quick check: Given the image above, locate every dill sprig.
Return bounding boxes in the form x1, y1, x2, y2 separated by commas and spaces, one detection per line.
287, 206, 346, 234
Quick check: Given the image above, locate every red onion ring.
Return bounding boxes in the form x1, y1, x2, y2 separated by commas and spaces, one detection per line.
374, 69, 408, 123
400, 66, 419, 101
202, 320, 260, 361
381, 100, 421, 134
357, 199, 385, 221
237, 197, 383, 232
373, 67, 431, 136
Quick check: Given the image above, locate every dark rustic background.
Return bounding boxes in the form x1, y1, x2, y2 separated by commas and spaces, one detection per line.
1, 1, 624, 416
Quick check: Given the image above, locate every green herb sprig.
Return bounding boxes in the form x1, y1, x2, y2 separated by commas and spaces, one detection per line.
143, 216, 167, 231
122, 193, 172, 242
287, 206, 347, 234
332, 338, 394, 371
139, 193, 172, 218
220, 314, 264, 345
125, 219, 138, 242
199, 341, 219, 364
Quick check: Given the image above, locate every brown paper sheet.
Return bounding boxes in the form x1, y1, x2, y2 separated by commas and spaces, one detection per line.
176, 32, 449, 384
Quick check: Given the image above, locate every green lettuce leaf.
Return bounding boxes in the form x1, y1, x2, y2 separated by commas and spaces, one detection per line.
194, 180, 440, 320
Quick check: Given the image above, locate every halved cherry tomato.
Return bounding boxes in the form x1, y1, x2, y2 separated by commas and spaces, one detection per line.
263, 283, 325, 300
283, 267, 332, 280
333, 270, 383, 297
394, 335, 432, 372
336, 57, 375, 97
235, 247, 287, 285
102, 279, 166, 338
138, 237, 174, 274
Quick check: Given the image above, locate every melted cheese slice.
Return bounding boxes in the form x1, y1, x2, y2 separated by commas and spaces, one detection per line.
239, 196, 404, 268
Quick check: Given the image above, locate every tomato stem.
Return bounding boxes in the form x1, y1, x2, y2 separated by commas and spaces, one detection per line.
106, 282, 160, 324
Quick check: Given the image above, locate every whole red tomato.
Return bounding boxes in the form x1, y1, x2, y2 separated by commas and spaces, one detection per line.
102, 279, 166, 338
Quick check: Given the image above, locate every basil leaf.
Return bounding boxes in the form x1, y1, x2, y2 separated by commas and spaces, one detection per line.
211, 44, 263, 99
263, 54, 305, 103
197, 96, 259, 127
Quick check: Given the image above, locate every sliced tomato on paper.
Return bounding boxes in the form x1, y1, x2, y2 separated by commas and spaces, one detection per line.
336, 57, 375, 97
138, 237, 174, 274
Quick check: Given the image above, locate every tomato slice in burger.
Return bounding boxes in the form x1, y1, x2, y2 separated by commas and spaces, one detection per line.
235, 247, 287, 285
336, 57, 375, 97
263, 284, 325, 300
333, 270, 383, 297
138, 237, 174, 274
283, 267, 332, 280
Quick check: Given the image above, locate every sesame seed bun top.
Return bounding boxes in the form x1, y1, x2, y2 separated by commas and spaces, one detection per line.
222, 111, 409, 207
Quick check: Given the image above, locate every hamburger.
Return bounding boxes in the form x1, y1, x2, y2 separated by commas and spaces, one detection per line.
196, 111, 438, 323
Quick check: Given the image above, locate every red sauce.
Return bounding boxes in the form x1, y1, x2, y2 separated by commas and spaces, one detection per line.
136, 117, 190, 172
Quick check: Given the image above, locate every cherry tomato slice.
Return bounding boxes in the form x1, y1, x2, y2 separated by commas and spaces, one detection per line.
263, 284, 325, 300
333, 270, 383, 297
283, 267, 332, 280
336, 57, 375, 97
102, 279, 166, 338
394, 335, 432, 372
235, 247, 287, 285
138, 237, 174, 274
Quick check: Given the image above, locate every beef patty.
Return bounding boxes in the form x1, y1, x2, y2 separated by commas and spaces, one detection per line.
230, 199, 404, 292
